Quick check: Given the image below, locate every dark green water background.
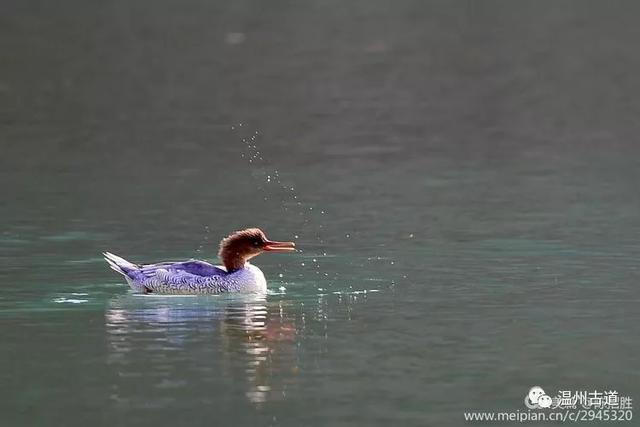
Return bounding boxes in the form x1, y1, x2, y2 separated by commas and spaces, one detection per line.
1, 1, 639, 426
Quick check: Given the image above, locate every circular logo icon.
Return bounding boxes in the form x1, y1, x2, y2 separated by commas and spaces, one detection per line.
525, 386, 551, 409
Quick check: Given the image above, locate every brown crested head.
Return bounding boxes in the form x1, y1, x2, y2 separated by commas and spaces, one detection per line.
218, 228, 296, 272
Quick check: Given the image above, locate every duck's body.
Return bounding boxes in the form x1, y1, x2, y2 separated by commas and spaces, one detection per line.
104, 253, 267, 294
104, 228, 294, 295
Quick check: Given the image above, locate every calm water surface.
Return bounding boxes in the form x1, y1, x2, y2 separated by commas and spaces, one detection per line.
2, 1, 640, 426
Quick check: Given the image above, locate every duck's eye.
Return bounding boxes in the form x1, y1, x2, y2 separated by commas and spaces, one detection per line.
253, 240, 260, 247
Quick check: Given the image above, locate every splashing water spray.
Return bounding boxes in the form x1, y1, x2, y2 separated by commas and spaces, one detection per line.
197, 123, 338, 291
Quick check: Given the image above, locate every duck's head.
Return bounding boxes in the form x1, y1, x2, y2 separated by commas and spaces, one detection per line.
218, 228, 296, 272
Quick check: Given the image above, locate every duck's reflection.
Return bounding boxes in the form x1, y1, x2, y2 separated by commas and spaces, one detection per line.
218, 297, 297, 403
105, 293, 298, 406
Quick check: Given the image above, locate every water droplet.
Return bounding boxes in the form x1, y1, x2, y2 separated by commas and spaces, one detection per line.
301, 262, 305, 266
409, 233, 414, 238
312, 258, 317, 263
278, 273, 283, 278
294, 235, 299, 239
345, 233, 350, 238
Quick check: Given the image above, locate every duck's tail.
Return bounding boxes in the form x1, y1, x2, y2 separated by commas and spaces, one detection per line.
103, 252, 139, 277
104, 252, 147, 292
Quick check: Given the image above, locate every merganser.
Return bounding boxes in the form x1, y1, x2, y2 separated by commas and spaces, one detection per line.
103, 228, 295, 294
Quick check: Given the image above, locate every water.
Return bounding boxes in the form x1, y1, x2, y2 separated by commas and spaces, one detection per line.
2, 1, 640, 426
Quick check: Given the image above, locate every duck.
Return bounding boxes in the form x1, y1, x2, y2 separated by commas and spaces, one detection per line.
103, 228, 295, 294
